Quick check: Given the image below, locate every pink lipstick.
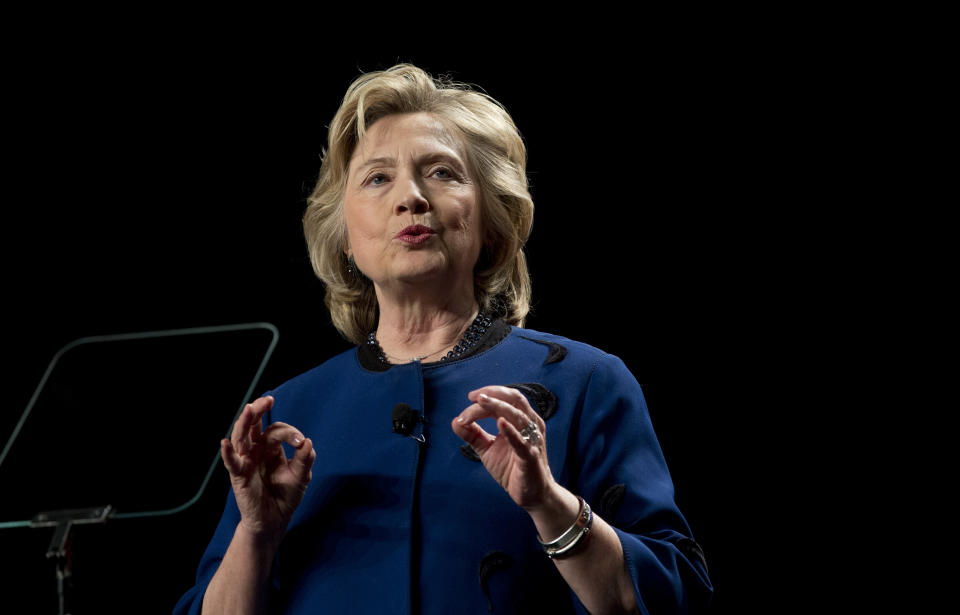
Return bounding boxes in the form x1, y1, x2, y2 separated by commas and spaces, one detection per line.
396, 224, 437, 245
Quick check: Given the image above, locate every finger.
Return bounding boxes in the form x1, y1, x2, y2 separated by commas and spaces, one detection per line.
248, 396, 274, 439
262, 422, 306, 449
231, 404, 254, 454
250, 410, 264, 441
290, 438, 316, 484
475, 393, 534, 433
451, 411, 496, 454
497, 417, 541, 462
252, 396, 276, 444
454, 395, 536, 450
469, 385, 530, 405
220, 438, 244, 477
232, 397, 274, 454
455, 400, 497, 427
470, 387, 545, 432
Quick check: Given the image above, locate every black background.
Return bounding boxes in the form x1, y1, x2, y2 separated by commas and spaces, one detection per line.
0, 30, 828, 614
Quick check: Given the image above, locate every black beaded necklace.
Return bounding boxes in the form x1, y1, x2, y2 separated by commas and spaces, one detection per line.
366, 312, 493, 365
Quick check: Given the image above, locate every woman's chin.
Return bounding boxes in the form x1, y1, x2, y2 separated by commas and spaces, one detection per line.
393, 265, 449, 285
378, 260, 470, 291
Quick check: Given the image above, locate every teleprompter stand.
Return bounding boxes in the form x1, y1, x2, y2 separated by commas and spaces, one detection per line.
0, 323, 279, 614
32, 506, 114, 615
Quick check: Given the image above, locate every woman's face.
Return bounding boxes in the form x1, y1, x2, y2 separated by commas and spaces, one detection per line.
343, 112, 483, 294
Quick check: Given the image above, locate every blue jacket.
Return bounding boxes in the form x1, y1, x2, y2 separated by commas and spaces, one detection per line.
174, 325, 712, 614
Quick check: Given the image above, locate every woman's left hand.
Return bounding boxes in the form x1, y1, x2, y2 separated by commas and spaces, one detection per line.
451, 385, 559, 511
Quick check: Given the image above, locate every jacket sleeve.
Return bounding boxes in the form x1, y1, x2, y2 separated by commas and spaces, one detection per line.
569, 353, 713, 614
172, 391, 281, 615
172, 488, 243, 615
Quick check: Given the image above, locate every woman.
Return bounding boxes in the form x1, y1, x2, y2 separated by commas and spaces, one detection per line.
175, 64, 711, 615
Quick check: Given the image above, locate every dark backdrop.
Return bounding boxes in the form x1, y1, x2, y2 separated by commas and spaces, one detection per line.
2, 43, 812, 614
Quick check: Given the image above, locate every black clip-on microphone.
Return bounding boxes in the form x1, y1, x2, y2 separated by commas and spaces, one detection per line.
392, 403, 426, 443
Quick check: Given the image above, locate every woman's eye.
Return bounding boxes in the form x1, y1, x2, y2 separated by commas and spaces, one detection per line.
432, 167, 453, 179
368, 173, 388, 186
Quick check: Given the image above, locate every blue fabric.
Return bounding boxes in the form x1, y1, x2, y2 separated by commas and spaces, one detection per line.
173, 326, 712, 614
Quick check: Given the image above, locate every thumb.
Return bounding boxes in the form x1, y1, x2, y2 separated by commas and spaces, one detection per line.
290, 438, 316, 484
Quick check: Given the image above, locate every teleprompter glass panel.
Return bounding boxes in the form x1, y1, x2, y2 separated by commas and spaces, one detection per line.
0, 324, 277, 525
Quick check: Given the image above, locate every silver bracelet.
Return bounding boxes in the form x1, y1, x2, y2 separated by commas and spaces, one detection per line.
537, 496, 593, 559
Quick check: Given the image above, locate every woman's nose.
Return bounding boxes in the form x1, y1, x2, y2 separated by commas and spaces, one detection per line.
394, 176, 430, 215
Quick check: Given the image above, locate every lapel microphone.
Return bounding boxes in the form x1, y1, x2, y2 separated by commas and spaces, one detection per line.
391, 403, 425, 443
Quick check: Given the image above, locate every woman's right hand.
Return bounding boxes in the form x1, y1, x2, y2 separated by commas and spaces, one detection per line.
220, 396, 316, 547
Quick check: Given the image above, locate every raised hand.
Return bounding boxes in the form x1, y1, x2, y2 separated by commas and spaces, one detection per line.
220, 396, 316, 546
451, 386, 558, 512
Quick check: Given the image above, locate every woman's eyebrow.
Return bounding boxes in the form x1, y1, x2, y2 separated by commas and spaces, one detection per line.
419, 152, 465, 168
356, 156, 396, 172
356, 152, 465, 171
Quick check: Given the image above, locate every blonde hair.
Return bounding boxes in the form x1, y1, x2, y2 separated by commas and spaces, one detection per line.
303, 63, 534, 344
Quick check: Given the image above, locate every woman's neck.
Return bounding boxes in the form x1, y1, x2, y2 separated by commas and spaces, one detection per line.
373, 290, 479, 363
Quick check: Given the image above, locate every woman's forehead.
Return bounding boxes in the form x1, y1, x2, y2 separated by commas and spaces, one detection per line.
351, 112, 466, 165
